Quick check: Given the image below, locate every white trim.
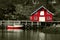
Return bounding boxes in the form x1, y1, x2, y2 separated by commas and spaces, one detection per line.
31, 6, 54, 15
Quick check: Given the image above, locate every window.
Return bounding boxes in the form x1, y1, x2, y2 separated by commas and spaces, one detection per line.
39, 17, 45, 22
40, 11, 44, 15
47, 16, 51, 20
34, 16, 38, 20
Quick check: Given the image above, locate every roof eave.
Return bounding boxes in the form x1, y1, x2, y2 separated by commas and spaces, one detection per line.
31, 6, 54, 15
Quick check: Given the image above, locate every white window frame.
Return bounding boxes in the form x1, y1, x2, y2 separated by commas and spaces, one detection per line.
40, 11, 44, 15
39, 17, 45, 22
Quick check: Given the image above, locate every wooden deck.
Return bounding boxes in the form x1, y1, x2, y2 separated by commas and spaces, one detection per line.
0, 20, 60, 27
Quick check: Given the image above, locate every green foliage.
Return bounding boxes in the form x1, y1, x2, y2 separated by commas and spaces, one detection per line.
46, 4, 56, 13
0, 3, 16, 20
0, 8, 5, 20
16, 14, 28, 20
6, 3, 16, 14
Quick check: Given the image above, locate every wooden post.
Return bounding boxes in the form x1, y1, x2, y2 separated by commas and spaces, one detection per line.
25, 20, 27, 25
37, 22, 39, 28
31, 22, 33, 26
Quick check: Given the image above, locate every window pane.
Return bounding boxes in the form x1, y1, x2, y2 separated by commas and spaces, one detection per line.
40, 11, 44, 15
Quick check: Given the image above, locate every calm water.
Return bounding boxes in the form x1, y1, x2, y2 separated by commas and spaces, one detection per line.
0, 30, 60, 40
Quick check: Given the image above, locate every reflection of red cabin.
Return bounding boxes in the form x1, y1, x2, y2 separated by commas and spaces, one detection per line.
30, 6, 54, 22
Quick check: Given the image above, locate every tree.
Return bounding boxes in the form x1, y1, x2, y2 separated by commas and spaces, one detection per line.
16, 14, 28, 20
46, 3, 56, 13
0, 8, 5, 20
6, 3, 16, 14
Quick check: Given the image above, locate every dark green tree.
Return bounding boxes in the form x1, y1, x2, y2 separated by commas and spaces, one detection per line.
46, 4, 56, 13
6, 3, 16, 14
0, 8, 5, 20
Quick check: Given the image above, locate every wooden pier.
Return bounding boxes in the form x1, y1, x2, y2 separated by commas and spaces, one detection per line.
0, 20, 60, 27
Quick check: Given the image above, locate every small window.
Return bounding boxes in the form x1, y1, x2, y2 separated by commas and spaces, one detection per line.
47, 16, 51, 20
34, 16, 38, 20
40, 11, 44, 15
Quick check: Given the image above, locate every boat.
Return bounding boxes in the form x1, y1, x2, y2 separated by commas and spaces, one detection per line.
6, 21, 23, 32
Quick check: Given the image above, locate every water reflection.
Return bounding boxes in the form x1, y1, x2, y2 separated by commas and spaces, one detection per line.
0, 30, 60, 40
39, 32, 45, 40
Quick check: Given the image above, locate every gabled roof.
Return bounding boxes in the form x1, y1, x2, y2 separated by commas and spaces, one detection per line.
31, 6, 54, 15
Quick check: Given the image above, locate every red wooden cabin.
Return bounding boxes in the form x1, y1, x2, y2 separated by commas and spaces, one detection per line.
30, 6, 54, 22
